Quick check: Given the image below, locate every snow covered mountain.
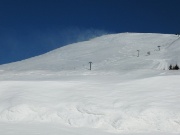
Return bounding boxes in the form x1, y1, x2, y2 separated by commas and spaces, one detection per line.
0, 32, 179, 72
0, 33, 180, 135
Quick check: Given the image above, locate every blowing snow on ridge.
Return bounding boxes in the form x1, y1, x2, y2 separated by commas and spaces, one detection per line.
0, 33, 180, 135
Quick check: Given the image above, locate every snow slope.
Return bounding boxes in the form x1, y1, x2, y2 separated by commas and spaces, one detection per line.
0, 33, 180, 135
0, 33, 179, 72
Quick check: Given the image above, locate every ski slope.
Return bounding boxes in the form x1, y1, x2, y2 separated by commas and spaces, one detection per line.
0, 33, 180, 135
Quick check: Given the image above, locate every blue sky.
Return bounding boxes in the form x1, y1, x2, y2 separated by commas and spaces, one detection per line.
0, 0, 180, 64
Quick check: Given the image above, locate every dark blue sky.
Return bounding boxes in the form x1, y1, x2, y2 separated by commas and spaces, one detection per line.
0, 0, 180, 64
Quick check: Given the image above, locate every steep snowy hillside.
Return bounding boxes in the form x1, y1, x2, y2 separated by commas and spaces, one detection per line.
0, 33, 180, 135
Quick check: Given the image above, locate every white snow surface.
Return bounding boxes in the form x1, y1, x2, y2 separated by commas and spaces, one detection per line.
0, 33, 180, 135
